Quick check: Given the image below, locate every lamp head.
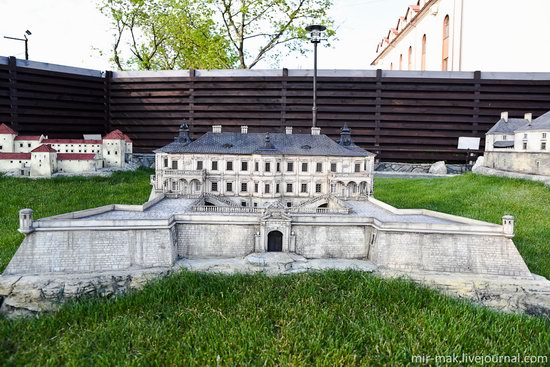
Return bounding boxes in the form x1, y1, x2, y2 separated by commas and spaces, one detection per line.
25, 30, 32, 36
305, 24, 326, 43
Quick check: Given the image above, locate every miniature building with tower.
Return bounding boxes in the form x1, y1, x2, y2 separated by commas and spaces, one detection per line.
0, 123, 133, 177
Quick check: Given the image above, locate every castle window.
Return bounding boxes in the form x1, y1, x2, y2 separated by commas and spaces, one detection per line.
301, 183, 308, 193
172, 160, 178, 169
355, 163, 361, 172
316, 162, 322, 172
287, 162, 294, 172
255, 161, 259, 171
286, 183, 293, 193
276, 183, 280, 193
331, 184, 336, 193
19, 143, 23, 148
407, 46, 413, 70
276, 162, 280, 172
286, 202, 292, 207
241, 161, 248, 171
241, 182, 248, 192
265, 162, 271, 172
524, 133, 528, 139
211, 182, 218, 192
254, 182, 259, 193
301, 162, 308, 172
502, 135, 507, 141
543, 133, 547, 139
315, 183, 322, 193
442, 15, 450, 71
226, 182, 233, 192
542, 142, 547, 150
241, 201, 247, 207
196, 160, 203, 170
28, 143, 31, 148
253, 202, 258, 207
399, 54, 403, 70
265, 184, 270, 194
212, 160, 218, 170
330, 162, 337, 172
523, 142, 527, 150
421, 34, 427, 71
226, 161, 233, 171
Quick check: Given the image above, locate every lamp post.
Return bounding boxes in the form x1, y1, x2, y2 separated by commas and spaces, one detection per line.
305, 24, 326, 128
4, 30, 32, 60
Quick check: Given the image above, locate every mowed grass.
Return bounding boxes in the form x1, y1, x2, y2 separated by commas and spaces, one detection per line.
0, 271, 549, 366
0, 171, 548, 365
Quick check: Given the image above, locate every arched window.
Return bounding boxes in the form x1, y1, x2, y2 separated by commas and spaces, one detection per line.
442, 15, 450, 71
407, 46, 413, 70
421, 34, 427, 71
390, 62, 393, 70
399, 54, 403, 70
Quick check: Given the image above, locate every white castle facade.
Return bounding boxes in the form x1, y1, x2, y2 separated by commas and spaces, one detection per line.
0, 123, 132, 177
482, 111, 550, 176
1, 122, 531, 279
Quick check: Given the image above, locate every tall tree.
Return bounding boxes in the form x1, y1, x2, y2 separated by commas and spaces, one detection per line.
213, 0, 335, 68
100, 0, 237, 70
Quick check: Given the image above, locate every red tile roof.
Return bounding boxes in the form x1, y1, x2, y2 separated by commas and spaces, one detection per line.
0, 152, 31, 160
31, 144, 57, 153
0, 123, 17, 135
104, 129, 132, 142
57, 153, 96, 161
43, 139, 101, 144
14, 136, 42, 141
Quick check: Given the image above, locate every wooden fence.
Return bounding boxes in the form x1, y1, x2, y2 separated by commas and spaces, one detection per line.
2, 56, 550, 162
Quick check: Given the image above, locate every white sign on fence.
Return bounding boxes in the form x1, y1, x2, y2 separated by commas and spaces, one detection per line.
457, 137, 480, 150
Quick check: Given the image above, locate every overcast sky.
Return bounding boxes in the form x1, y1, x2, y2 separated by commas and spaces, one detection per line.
0, 0, 411, 71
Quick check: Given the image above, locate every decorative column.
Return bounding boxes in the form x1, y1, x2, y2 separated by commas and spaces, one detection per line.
18, 208, 34, 234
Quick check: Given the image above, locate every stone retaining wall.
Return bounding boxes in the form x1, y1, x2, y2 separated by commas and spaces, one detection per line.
375, 162, 469, 174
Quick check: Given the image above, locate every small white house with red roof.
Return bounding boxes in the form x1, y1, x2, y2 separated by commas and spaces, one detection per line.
0, 123, 132, 177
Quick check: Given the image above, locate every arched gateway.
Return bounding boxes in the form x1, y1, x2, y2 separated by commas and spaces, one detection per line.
267, 231, 283, 252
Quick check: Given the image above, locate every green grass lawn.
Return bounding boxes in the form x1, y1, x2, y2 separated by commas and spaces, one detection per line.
0, 171, 548, 365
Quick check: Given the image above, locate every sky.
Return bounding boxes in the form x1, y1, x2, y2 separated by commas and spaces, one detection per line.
0, 0, 412, 71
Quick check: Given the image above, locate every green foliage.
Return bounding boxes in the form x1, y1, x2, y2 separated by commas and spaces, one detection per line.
100, 0, 237, 70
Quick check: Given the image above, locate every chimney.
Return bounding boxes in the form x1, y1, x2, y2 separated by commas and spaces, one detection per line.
500, 111, 509, 122
212, 125, 222, 133
311, 127, 321, 135
241, 126, 248, 134
285, 126, 293, 135
524, 113, 532, 122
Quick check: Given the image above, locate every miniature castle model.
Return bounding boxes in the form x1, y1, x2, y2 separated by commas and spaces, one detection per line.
483, 111, 550, 176
3, 122, 532, 280
151, 124, 374, 207
0, 124, 132, 177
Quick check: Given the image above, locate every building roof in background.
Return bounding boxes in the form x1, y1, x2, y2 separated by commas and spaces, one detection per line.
31, 144, 57, 153
486, 118, 529, 135
57, 153, 96, 161
0, 123, 17, 135
14, 136, 42, 141
516, 111, 550, 131
43, 138, 101, 144
104, 129, 132, 142
156, 131, 371, 157
0, 153, 31, 160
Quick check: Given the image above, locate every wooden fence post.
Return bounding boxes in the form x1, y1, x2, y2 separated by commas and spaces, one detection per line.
8, 56, 18, 131
281, 68, 288, 132
375, 69, 382, 158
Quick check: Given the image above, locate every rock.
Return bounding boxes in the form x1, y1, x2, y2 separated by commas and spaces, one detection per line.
472, 156, 485, 172
429, 161, 447, 175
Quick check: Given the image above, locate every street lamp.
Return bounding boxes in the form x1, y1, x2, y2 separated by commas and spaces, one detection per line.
4, 30, 32, 60
305, 24, 326, 128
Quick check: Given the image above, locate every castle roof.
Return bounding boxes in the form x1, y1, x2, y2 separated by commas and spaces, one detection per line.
15, 135, 42, 141
156, 131, 371, 157
31, 144, 57, 153
486, 118, 529, 135
57, 153, 96, 161
43, 138, 101, 144
104, 129, 132, 142
515, 111, 550, 131
0, 153, 31, 160
0, 123, 17, 135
